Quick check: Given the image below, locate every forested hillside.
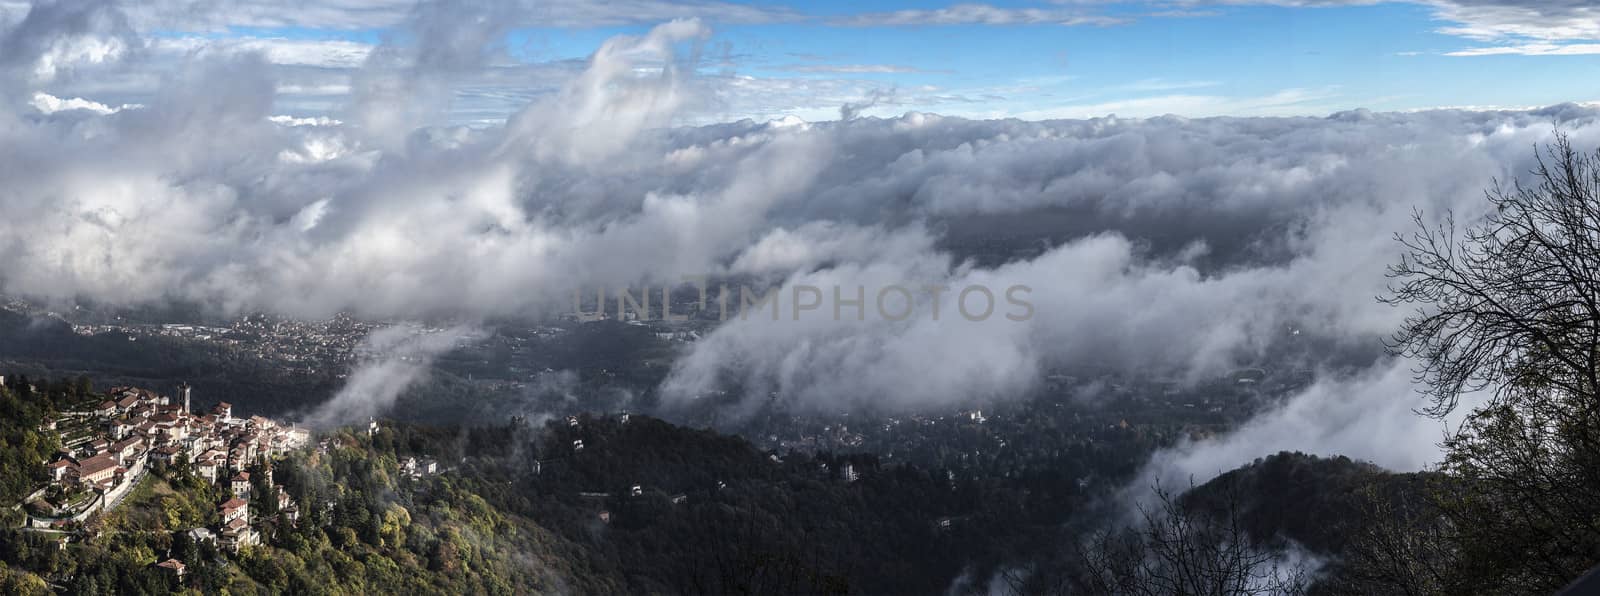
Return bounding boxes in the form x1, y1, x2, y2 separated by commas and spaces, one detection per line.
0, 381, 1138, 594
0, 374, 1587, 595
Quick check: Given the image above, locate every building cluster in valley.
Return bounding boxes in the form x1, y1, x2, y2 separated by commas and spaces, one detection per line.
65, 312, 381, 375
30, 383, 310, 553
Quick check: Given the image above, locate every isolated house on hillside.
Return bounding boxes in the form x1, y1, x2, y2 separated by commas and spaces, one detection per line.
155, 558, 185, 578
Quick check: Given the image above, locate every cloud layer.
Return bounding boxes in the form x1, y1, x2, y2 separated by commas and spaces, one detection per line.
4, 0, 1600, 468
302, 324, 484, 427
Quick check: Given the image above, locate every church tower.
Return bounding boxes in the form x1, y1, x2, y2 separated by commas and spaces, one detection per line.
179, 382, 192, 415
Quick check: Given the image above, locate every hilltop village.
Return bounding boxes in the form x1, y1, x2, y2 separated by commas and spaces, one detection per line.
22, 381, 311, 557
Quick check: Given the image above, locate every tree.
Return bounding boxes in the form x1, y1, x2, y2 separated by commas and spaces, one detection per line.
1322, 484, 1453, 596
1067, 482, 1308, 596
0, 564, 51, 595
1384, 132, 1600, 593
379, 504, 411, 550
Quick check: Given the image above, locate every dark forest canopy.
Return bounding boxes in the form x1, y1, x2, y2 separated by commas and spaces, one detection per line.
0, 377, 1425, 595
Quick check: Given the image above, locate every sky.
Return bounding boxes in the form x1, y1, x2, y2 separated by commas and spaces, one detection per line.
6, 0, 1599, 124
3, 0, 1600, 481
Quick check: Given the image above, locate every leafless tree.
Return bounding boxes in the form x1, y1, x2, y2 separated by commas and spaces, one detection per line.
1323, 484, 1452, 596
1383, 132, 1600, 592
1070, 482, 1308, 596
1385, 132, 1600, 418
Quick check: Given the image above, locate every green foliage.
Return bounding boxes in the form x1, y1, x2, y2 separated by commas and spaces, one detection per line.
0, 564, 51, 595
0, 382, 62, 506
1, 385, 1368, 595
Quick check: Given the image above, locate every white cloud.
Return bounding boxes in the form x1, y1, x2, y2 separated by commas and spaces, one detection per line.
302, 325, 485, 427
785, 63, 926, 74
832, 3, 1130, 27
1133, 359, 1467, 493
104, 0, 799, 32
152, 37, 374, 68
0, 0, 136, 86
1200, 0, 1600, 44
1429, 0, 1600, 42
1445, 41, 1600, 56
1014, 87, 1345, 119
657, 104, 1598, 418
29, 91, 133, 114
268, 114, 343, 127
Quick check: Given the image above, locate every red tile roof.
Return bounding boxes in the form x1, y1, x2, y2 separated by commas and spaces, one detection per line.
77, 453, 118, 477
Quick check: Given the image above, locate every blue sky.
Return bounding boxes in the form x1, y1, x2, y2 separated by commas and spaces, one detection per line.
535, 1, 1597, 117
18, 0, 1600, 122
